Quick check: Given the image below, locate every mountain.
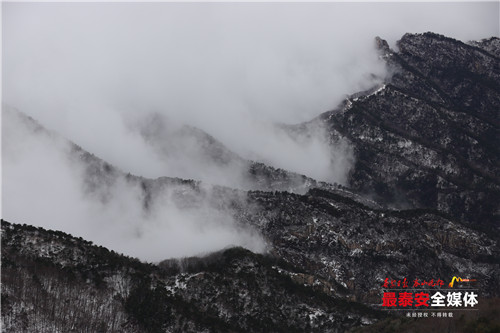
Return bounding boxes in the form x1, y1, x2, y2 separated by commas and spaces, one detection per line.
320, 33, 499, 230
2, 32, 500, 332
3, 211, 498, 332
1, 221, 385, 332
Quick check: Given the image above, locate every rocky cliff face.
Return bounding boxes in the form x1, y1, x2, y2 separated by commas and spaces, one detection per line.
322, 33, 499, 230
2, 32, 499, 332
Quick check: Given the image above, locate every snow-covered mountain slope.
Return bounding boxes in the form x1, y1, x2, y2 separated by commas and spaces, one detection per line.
320, 33, 499, 230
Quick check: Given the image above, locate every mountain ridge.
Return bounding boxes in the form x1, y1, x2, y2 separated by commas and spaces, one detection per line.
320, 32, 499, 230
2, 32, 499, 332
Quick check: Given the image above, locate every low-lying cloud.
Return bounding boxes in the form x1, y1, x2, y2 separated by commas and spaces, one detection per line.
5, 3, 498, 183
2, 109, 266, 261
3, 2, 388, 185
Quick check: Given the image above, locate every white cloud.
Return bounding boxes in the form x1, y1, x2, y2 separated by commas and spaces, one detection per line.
2, 109, 267, 261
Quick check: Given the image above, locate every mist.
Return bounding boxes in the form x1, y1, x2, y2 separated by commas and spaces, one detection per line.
4, 2, 498, 182
2, 108, 267, 261
2, 2, 498, 260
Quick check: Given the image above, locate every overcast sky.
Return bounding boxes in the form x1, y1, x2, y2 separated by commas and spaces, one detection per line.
2, 2, 499, 260
4, 2, 499, 159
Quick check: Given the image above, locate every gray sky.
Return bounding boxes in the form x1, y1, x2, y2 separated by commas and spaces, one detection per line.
3, 3, 499, 178
4, 2, 498, 151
